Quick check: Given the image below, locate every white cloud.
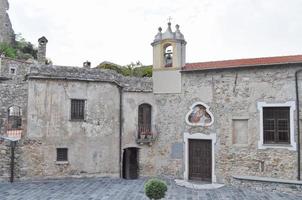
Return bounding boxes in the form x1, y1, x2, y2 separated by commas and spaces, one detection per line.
7, 0, 302, 66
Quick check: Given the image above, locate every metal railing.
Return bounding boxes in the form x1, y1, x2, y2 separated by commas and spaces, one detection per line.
136, 125, 158, 145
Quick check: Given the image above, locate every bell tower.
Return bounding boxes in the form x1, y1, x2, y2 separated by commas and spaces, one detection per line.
151, 22, 186, 93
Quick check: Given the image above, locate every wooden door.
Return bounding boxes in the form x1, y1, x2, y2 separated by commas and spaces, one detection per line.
189, 139, 212, 182
123, 148, 139, 179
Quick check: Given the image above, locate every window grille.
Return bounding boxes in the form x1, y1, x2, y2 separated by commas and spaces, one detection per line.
8, 106, 22, 129
263, 107, 290, 144
71, 99, 85, 120
56, 148, 68, 161
138, 104, 152, 138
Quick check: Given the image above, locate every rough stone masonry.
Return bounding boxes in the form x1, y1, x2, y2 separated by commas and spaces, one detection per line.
0, 0, 14, 44
0, 0, 302, 196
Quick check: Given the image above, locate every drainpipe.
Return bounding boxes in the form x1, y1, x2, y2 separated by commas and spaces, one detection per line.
118, 86, 123, 178
295, 69, 302, 180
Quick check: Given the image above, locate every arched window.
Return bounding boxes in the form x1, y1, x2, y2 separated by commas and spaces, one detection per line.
8, 106, 22, 129
138, 104, 152, 138
164, 44, 173, 67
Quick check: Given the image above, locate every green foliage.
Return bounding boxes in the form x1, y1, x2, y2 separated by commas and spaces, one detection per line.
144, 178, 168, 200
96, 61, 153, 77
0, 34, 37, 60
0, 43, 17, 58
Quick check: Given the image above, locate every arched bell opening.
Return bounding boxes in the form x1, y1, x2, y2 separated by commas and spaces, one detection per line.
163, 44, 173, 67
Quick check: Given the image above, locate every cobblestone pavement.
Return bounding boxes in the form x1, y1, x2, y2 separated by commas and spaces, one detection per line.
0, 177, 301, 200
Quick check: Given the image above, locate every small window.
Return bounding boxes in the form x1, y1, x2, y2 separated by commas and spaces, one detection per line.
71, 99, 85, 120
8, 106, 22, 129
138, 104, 152, 138
263, 107, 290, 144
57, 148, 68, 161
9, 67, 16, 75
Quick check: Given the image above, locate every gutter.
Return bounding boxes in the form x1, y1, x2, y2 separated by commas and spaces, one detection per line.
295, 69, 302, 180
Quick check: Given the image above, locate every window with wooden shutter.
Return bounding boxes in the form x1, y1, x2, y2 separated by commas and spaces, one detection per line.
57, 148, 68, 161
138, 104, 152, 138
71, 99, 85, 120
263, 107, 290, 144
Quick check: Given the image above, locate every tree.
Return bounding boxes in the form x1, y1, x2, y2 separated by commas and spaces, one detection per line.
0, 34, 38, 60
96, 61, 153, 77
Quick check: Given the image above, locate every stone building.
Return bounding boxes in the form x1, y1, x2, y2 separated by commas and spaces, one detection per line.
0, 5, 302, 193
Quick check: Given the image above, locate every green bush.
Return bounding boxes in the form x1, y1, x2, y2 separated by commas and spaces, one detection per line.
0, 43, 17, 58
144, 178, 168, 200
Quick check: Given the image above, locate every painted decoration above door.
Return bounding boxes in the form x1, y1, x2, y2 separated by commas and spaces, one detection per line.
185, 102, 214, 127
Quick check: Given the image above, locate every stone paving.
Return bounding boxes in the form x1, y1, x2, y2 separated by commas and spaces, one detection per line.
0, 177, 301, 200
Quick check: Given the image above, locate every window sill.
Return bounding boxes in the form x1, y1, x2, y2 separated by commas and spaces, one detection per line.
258, 142, 296, 151
55, 161, 69, 165
69, 119, 85, 122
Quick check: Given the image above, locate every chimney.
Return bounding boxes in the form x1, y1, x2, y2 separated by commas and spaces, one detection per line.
83, 61, 91, 68
37, 36, 48, 64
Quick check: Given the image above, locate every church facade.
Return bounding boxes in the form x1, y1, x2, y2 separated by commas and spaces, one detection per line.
1, 19, 302, 192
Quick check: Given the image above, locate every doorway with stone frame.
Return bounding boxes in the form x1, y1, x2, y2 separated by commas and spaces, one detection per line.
184, 132, 216, 183
188, 139, 212, 182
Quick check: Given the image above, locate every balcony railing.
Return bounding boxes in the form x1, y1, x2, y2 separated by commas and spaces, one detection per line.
136, 125, 158, 145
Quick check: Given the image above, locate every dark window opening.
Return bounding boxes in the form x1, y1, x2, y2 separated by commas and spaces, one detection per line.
57, 148, 68, 161
71, 99, 85, 120
10, 68, 16, 75
263, 107, 290, 144
138, 104, 152, 139
8, 106, 22, 129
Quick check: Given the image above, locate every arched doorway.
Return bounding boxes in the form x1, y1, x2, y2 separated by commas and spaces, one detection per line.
122, 147, 139, 179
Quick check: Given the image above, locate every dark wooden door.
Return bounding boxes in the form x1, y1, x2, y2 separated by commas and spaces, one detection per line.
123, 148, 139, 179
189, 139, 212, 182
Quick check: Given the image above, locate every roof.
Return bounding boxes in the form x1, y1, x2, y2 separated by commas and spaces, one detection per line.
183, 55, 302, 71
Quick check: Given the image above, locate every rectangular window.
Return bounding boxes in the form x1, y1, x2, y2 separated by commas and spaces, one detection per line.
56, 148, 68, 161
9, 67, 16, 75
263, 107, 290, 144
71, 99, 85, 120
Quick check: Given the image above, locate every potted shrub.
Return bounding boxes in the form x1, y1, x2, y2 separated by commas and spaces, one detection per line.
144, 178, 168, 200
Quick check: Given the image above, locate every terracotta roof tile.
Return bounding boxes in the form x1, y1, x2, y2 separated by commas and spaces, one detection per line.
183, 55, 302, 71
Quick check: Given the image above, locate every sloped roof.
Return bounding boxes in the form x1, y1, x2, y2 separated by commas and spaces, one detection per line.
183, 55, 302, 71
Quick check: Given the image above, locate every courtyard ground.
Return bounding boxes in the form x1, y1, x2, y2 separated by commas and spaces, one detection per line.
0, 177, 301, 200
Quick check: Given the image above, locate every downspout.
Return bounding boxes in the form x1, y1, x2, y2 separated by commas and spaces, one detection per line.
118, 86, 123, 178
295, 69, 302, 180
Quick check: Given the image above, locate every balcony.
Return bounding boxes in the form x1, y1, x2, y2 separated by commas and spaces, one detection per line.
136, 125, 158, 146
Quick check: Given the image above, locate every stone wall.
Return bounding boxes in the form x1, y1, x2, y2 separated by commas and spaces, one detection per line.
25, 78, 121, 178
0, 0, 14, 44
0, 57, 30, 137
0, 57, 30, 181
123, 64, 302, 183
0, 141, 10, 181
231, 176, 302, 195
181, 64, 302, 183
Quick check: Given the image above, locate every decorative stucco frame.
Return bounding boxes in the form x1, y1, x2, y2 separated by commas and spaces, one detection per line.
183, 132, 217, 183
185, 102, 214, 127
257, 101, 296, 151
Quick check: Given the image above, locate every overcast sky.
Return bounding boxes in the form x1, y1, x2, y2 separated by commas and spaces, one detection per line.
8, 0, 302, 67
